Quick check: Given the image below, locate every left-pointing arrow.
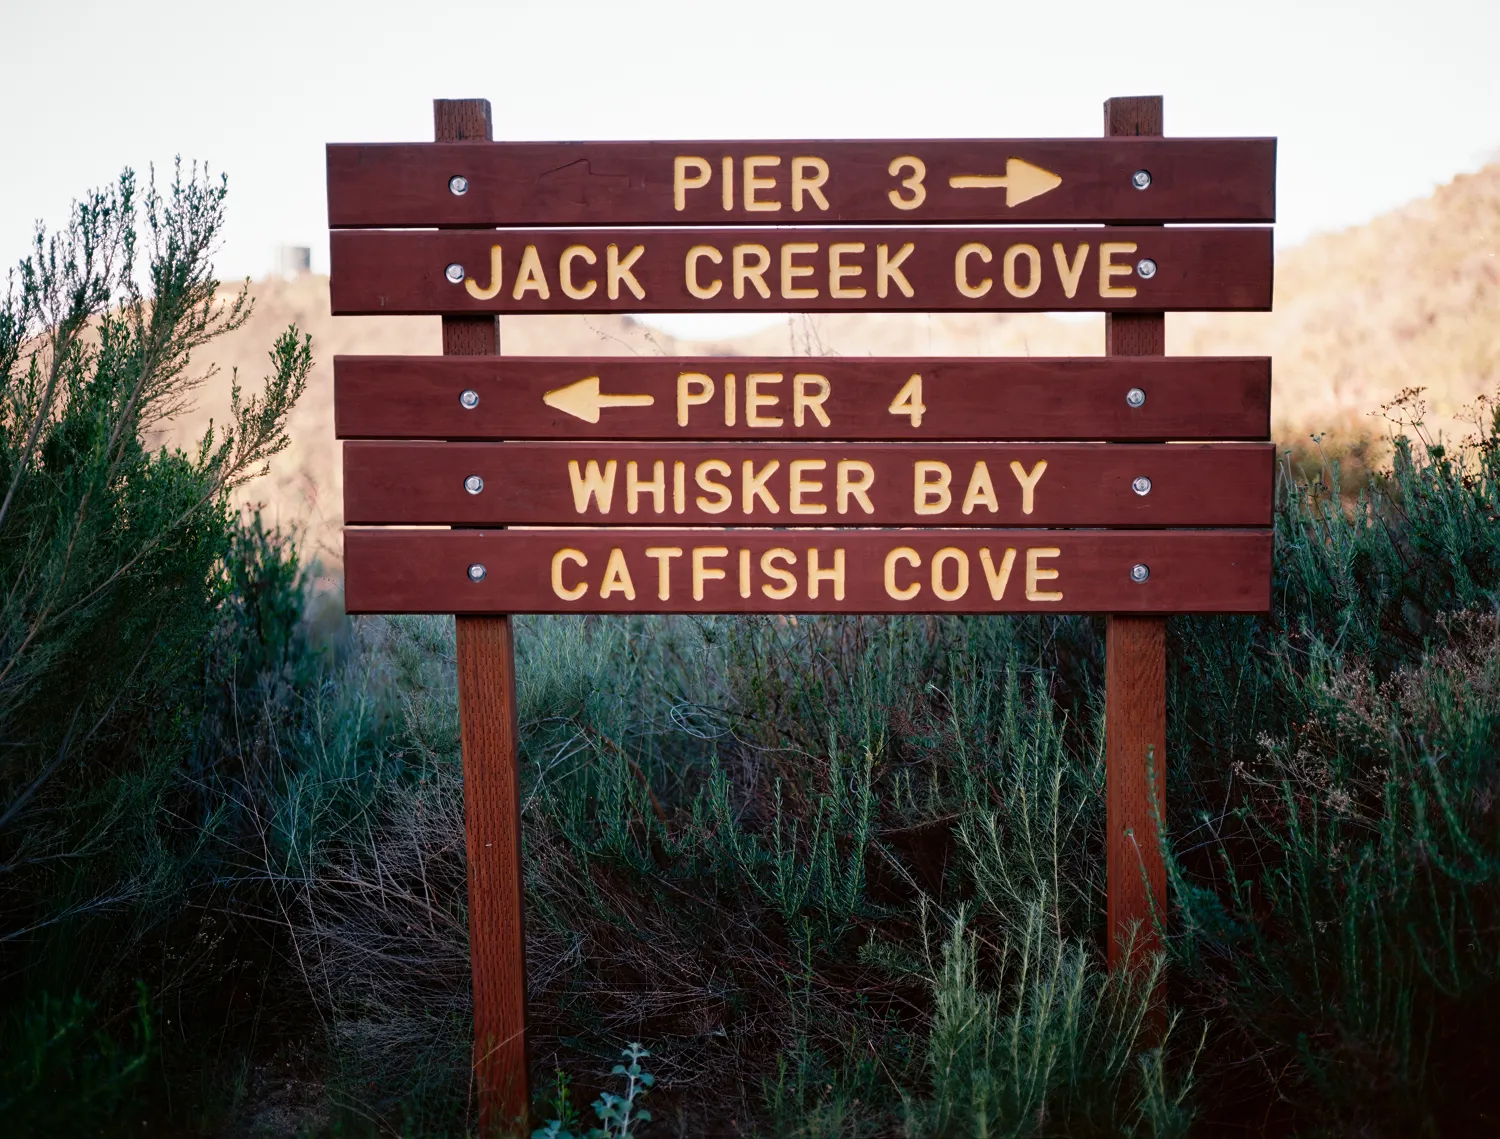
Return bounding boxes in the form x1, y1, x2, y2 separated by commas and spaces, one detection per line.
542, 376, 656, 424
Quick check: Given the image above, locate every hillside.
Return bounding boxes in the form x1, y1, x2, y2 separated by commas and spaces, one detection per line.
161, 161, 1500, 566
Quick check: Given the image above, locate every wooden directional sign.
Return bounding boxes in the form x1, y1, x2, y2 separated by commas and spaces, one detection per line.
345, 442, 1272, 528
343, 528, 1271, 615
327, 138, 1275, 226
328, 226, 1272, 315
329, 95, 1277, 1130
334, 356, 1272, 442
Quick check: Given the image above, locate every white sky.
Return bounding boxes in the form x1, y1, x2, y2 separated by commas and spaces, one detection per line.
3, 0, 1498, 339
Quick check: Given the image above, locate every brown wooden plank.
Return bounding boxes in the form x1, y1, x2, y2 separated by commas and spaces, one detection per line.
344, 441, 1272, 528
431, 97, 530, 1135
1103, 94, 1169, 975
343, 528, 1271, 615
328, 226, 1272, 315
333, 354, 1271, 442
327, 138, 1275, 226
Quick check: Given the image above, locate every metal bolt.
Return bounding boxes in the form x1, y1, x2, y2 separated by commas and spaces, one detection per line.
1132, 476, 1152, 496
1132, 169, 1152, 191
1125, 387, 1146, 408
445, 262, 465, 284
1130, 563, 1151, 584
464, 474, 484, 495
467, 563, 488, 583
1136, 258, 1158, 279
459, 389, 480, 410
448, 175, 470, 196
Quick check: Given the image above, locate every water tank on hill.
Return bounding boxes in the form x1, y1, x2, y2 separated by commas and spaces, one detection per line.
274, 245, 312, 278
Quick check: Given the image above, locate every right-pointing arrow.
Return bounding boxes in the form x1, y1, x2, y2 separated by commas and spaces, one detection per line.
948, 156, 1064, 207
542, 376, 656, 424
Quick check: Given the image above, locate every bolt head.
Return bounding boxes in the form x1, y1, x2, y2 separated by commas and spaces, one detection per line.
1132, 169, 1152, 191
1131, 476, 1152, 496
448, 175, 470, 196
467, 563, 487, 583
1135, 258, 1158, 280
464, 474, 484, 495
1130, 563, 1151, 584
1125, 387, 1147, 408
445, 262, 465, 284
459, 388, 480, 410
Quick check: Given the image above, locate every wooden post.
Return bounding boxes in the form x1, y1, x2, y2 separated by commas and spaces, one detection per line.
1104, 95, 1168, 971
435, 97, 530, 1134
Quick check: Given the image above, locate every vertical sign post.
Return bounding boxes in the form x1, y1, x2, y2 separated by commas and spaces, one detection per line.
1104, 96, 1168, 970
435, 98, 530, 1133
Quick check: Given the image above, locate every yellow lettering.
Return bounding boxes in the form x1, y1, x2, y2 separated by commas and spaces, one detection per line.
674, 156, 711, 210
721, 156, 734, 211
551, 548, 588, 600
741, 459, 781, 515
956, 242, 993, 298
560, 245, 597, 301
686, 244, 723, 299
884, 547, 921, 600
1099, 241, 1137, 299
761, 548, 797, 599
1009, 459, 1047, 515
837, 460, 875, 515
789, 459, 827, 515
979, 547, 1017, 599
645, 546, 683, 600
739, 548, 752, 598
791, 157, 830, 211
1026, 547, 1063, 602
807, 547, 845, 601
746, 374, 783, 427
733, 244, 772, 299
781, 242, 819, 299
464, 244, 503, 300
887, 156, 926, 209
828, 242, 866, 298
1002, 243, 1041, 299
914, 460, 952, 515
724, 373, 737, 426
743, 156, 781, 211
793, 374, 832, 427
568, 459, 617, 513
673, 461, 686, 514
877, 242, 916, 299
598, 548, 636, 600
931, 547, 969, 601
693, 546, 728, 600
888, 373, 925, 427
961, 461, 999, 514
512, 243, 551, 299
626, 459, 665, 514
607, 243, 646, 300
694, 459, 732, 514
1052, 242, 1089, 299
677, 372, 714, 426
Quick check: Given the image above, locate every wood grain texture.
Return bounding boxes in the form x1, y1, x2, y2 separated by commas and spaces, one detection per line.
332, 355, 1272, 442
328, 225, 1273, 315
342, 528, 1272, 615
343, 441, 1274, 528
434, 97, 530, 1133
1104, 95, 1169, 973
326, 137, 1276, 226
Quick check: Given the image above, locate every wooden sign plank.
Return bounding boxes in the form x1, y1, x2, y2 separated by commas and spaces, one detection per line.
328, 226, 1272, 315
342, 528, 1271, 615
344, 442, 1272, 528
333, 355, 1271, 442
326, 138, 1275, 226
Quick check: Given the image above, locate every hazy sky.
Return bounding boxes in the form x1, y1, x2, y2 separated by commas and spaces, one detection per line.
3, 0, 1497, 338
